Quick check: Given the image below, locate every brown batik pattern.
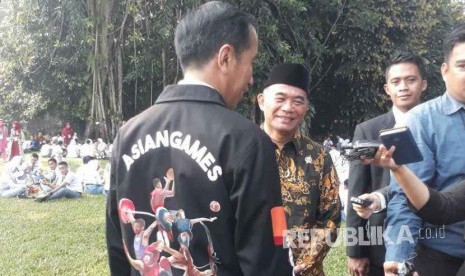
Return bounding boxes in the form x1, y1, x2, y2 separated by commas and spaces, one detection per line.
276, 135, 341, 276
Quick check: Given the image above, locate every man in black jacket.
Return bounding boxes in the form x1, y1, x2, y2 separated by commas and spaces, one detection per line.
346, 50, 427, 276
106, 1, 291, 276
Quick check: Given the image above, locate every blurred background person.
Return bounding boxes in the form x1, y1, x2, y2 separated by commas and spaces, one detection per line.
82, 159, 105, 195
8, 121, 23, 160
61, 122, 74, 146
0, 119, 9, 161
0, 156, 27, 198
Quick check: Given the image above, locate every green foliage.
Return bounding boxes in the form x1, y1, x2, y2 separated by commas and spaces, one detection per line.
0, 0, 92, 123
0, 0, 464, 138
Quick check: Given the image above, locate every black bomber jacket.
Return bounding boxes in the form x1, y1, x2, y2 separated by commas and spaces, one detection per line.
106, 84, 292, 276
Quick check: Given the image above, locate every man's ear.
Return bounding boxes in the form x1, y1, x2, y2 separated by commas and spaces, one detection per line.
217, 44, 234, 73
257, 93, 264, 111
441, 63, 448, 82
383, 83, 391, 97
421, 79, 428, 93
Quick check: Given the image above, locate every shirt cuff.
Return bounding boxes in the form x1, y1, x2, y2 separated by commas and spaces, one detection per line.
372, 192, 386, 213
385, 244, 415, 262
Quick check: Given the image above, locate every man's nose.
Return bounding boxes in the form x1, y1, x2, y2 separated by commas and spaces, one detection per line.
399, 80, 408, 90
281, 100, 293, 111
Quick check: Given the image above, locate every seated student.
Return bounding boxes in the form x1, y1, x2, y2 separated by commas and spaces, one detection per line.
37, 161, 81, 201
80, 139, 95, 158
37, 132, 46, 146
58, 141, 68, 157
74, 155, 92, 185
40, 140, 52, 157
66, 139, 80, 158
50, 140, 63, 159
102, 163, 111, 196
40, 158, 59, 193
82, 159, 105, 195
0, 156, 28, 198
105, 143, 113, 159
23, 153, 43, 184
96, 138, 107, 159
24, 135, 41, 153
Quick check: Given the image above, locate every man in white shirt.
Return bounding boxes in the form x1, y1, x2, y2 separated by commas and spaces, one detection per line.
40, 158, 59, 192
38, 161, 81, 201
23, 153, 42, 184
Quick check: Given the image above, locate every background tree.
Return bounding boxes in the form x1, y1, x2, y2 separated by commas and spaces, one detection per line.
0, 0, 463, 141
0, 0, 91, 133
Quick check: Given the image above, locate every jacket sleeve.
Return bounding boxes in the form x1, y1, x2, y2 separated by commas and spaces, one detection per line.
228, 135, 292, 276
376, 185, 389, 200
346, 124, 370, 258
105, 133, 132, 275
300, 153, 341, 274
413, 182, 465, 225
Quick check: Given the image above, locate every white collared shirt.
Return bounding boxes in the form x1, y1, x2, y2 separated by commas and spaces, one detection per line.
178, 78, 215, 89
392, 105, 408, 128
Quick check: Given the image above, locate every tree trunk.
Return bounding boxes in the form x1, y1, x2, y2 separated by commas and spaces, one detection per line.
86, 0, 126, 142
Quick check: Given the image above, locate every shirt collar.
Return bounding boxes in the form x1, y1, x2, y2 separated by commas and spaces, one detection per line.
444, 91, 465, 115
259, 124, 301, 152
283, 136, 301, 152
178, 78, 215, 90
392, 105, 408, 127
155, 84, 225, 107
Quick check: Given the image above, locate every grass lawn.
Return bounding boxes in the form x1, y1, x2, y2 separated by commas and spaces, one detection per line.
0, 154, 348, 275
0, 195, 108, 275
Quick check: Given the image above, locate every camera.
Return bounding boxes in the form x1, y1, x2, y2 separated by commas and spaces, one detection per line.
340, 140, 382, 161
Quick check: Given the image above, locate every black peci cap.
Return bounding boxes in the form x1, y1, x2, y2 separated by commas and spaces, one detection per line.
264, 63, 310, 94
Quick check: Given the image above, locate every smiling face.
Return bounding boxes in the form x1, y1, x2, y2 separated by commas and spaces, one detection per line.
384, 62, 427, 112
257, 84, 309, 139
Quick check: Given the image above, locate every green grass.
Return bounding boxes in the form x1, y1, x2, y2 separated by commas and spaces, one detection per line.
0, 154, 349, 275
0, 196, 108, 275
324, 224, 348, 275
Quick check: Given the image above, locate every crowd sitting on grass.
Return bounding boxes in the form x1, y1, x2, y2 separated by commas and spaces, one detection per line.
35, 136, 112, 160
0, 121, 113, 161
0, 153, 111, 200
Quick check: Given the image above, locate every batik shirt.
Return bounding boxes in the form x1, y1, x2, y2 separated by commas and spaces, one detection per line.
276, 133, 341, 276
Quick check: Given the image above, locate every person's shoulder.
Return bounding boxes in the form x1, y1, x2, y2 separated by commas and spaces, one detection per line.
226, 110, 262, 131
408, 94, 444, 117
357, 112, 393, 130
66, 171, 76, 178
